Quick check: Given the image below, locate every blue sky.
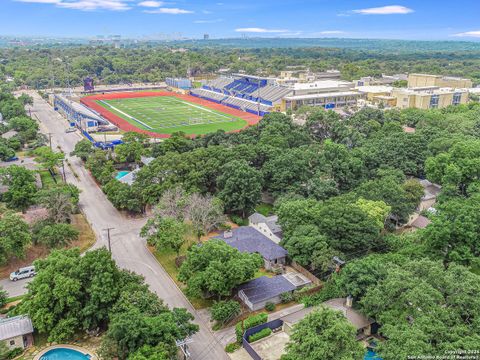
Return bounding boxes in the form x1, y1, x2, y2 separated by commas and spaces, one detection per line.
1, 0, 480, 40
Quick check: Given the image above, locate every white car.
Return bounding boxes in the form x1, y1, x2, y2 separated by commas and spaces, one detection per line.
10, 266, 36, 281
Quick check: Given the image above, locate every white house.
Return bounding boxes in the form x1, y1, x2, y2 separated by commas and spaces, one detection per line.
248, 212, 283, 244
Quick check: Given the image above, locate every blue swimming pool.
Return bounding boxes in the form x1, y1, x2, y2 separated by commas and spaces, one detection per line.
365, 349, 382, 360
40, 348, 91, 360
115, 171, 130, 180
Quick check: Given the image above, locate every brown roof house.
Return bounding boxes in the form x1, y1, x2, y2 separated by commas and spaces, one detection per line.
0, 315, 34, 350
410, 215, 432, 230
323, 297, 375, 340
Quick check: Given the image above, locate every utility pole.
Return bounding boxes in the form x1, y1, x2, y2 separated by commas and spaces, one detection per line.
103, 228, 115, 253
47, 133, 53, 150
61, 160, 66, 183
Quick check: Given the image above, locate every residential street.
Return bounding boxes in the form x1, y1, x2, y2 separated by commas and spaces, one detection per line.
4, 91, 228, 360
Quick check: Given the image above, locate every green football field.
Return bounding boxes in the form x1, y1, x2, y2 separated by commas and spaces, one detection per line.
96, 96, 248, 135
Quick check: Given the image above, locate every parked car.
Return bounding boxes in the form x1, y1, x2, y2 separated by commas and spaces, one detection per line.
5, 156, 18, 162
65, 127, 77, 133
10, 266, 36, 281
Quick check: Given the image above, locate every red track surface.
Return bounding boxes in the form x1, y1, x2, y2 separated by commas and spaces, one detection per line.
81, 91, 262, 138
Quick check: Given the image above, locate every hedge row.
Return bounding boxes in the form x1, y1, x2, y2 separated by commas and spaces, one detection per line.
235, 312, 268, 343
248, 327, 272, 343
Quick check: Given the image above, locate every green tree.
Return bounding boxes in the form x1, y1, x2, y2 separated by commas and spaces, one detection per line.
0, 165, 37, 212
282, 307, 364, 360
0, 142, 15, 161
34, 223, 79, 248
425, 139, 480, 195
0, 212, 31, 264
71, 139, 94, 161
103, 180, 143, 213
141, 217, 186, 256
210, 300, 241, 323
218, 160, 263, 216
17, 248, 124, 341
178, 240, 262, 298
317, 197, 383, 254
0, 286, 8, 308
281, 225, 336, 272
422, 194, 480, 266
115, 132, 147, 163
33, 146, 64, 172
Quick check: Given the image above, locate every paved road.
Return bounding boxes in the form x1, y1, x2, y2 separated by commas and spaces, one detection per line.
5, 91, 228, 360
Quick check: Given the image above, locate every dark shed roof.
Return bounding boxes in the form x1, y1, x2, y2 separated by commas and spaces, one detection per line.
238, 275, 296, 304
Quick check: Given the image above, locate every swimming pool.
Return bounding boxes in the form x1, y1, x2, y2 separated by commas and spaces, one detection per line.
40, 348, 91, 360
365, 349, 382, 360
115, 171, 130, 180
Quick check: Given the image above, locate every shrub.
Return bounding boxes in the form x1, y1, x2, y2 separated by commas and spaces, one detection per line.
211, 300, 241, 324
265, 302, 275, 312
225, 342, 240, 353
235, 312, 268, 343
302, 279, 341, 307
0, 288, 7, 308
280, 292, 294, 303
248, 328, 272, 343
230, 214, 248, 226
7, 347, 23, 359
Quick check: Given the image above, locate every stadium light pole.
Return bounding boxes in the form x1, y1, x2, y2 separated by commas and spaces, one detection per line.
257, 78, 261, 116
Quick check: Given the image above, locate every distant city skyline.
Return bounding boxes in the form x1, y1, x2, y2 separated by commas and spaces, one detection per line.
1, 1, 479, 41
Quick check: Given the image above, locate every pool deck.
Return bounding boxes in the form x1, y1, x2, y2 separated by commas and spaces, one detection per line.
33, 344, 98, 360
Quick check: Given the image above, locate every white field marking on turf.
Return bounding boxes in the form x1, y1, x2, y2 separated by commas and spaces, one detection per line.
172, 99, 232, 119
100, 100, 154, 130
108, 98, 239, 129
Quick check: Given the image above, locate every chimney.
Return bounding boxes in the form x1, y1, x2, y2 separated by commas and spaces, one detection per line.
224, 230, 233, 239
345, 295, 353, 308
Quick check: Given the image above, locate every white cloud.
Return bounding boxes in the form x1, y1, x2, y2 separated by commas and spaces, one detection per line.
15, 0, 61, 3
317, 30, 345, 35
194, 19, 223, 24
145, 7, 193, 14
137, 0, 164, 7
235, 28, 289, 33
202, 10, 212, 14
453, 31, 480, 38
16, 0, 132, 11
353, 5, 413, 15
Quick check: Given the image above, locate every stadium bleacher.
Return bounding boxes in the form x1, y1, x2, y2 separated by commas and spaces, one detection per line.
190, 87, 270, 115
191, 75, 292, 115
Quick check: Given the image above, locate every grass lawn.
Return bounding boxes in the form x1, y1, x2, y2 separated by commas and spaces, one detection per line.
5, 295, 24, 303
255, 203, 274, 217
254, 268, 275, 279
149, 241, 214, 310
96, 95, 248, 135
38, 169, 59, 188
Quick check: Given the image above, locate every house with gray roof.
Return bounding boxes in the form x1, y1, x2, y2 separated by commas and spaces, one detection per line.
248, 212, 283, 244
214, 226, 288, 271
0, 315, 34, 350
238, 273, 311, 311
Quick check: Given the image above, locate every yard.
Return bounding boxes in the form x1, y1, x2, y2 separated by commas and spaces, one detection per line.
0, 213, 95, 279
